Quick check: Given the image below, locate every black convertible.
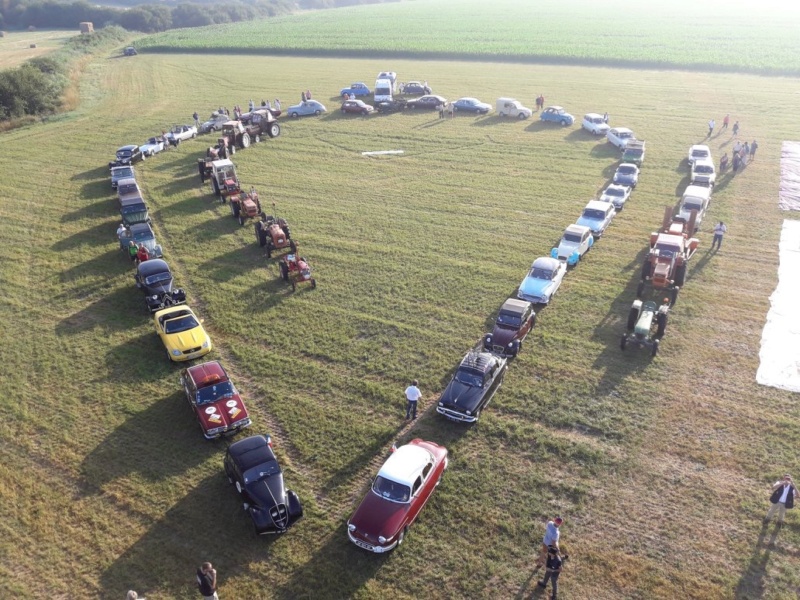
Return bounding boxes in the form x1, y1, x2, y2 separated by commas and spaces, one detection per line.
134, 259, 186, 312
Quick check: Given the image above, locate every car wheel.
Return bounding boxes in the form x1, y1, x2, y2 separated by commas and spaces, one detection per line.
518, 113, 526, 120
561, 120, 569, 127
341, 107, 346, 113
290, 112, 298, 118
361, 109, 368, 115
314, 110, 321, 116
225, 465, 234, 484
636, 281, 645, 298
192, 132, 196, 138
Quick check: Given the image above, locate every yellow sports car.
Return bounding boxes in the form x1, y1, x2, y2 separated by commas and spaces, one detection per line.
154, 305, 212, 362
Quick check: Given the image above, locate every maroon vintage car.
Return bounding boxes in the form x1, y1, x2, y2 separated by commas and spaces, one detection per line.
347, 439, 448, 553
482, 298, 536, 357
180, 361, 251, 440
340, 99, 374, 115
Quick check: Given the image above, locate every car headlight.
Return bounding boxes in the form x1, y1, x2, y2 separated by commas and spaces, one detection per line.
378, 536, 387, 544
465, 410, 471, 416
485, 336, 492, 343
151, 295, 158, 300
171, 349, 181, 356
438, 401, 444, 407
348, 524, 356, 532
507, 342, 513, 347
201, 340, 210, 349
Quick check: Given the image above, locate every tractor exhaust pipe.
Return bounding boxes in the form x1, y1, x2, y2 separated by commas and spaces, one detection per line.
687, 209, 698, 235
661, 206, 673, 231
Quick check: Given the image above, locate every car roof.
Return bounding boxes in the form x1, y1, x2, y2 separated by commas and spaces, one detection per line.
187, 360, 229, 387
118, 145, 137, 151
137, 258, 170, 277
547, 106, 563, 110
605, 183, 627, 191
459, 351, 498, 375
458, 97, 478, 102
532, 256, 561, 271
130, 222, 153, 233
625, 140, 645, 149
117, 177, 138, 187
694, 158, 714, 167
585, 200, 612, 211
421, 95, 446, 101
377, 444, 431, 487
407, 80, 422, 85
617, 163, 638, 170
565, 224, 591, 236
228, 435, 276, 470
499, 298, 531, 314
584, 113, 603, 119
120, 196, 145, 207
690, 144, 710, 151
611, 127, 633, 134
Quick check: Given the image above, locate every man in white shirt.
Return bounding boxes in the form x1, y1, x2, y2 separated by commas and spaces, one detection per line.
116, 223, 127, 240
535, 516, 563, 569
766, 475, 798, 524
711, 221, 727, 251
404, 380, 422, 420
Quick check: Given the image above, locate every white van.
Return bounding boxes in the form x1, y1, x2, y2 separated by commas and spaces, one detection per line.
374, 78, 393, 103
497, 98, 532, 119
678, 185, 712, 230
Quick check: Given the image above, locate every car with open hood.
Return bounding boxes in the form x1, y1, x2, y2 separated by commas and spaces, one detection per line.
517, 256, 567, 305
224, 434, 303, 534
347, 439, 447, 553
153, 304, 212, 362
181, 361, 251, 439
551, 224, 594, 266
436, 351, 507, 423
483, 298, 536, 357
599, 183, 632, 210
576, 200, 617, 237
135, 258, 186, 313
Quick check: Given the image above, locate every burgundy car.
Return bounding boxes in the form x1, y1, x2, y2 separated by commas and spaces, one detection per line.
347, 439, 448, 553
341, 99, 374, 115
180, 361, 251, 439
483, 298, 536, 357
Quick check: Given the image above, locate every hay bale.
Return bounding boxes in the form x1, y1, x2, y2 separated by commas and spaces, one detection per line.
27, 25, 36, 31
0, 31, 6, 38
79, 21, 94, 34
30, 43, 37, 48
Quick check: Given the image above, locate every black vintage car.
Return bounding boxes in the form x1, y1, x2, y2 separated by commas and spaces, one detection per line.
134, 259, 186, 312
483, 298, 536, 358
406, 95, 447, 110
109, 144, 145, 168
374, 98, 407, 114
224, 434, 304, 535
436, 351, 507, 423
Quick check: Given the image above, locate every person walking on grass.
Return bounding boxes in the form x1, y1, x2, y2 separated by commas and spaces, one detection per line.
538, 545, 564, 600
193, 111, 199, 128
722, 113, 729, 129
765, 475, 798, 525
711, 221, 727, 251
707, 118, 715, 137
197, 562, 218, 600
438, 102, 445, 119
750, 140, 758, 160
733, 121, 740, 136
404, 379, 421, 420
535, 516, 563, 569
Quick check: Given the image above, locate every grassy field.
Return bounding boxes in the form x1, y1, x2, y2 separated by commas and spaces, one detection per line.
0, 29, 79, 69
1, 48, 800, 599
136, 0, 800, 74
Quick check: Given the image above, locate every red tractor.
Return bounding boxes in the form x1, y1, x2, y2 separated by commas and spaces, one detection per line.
254, 212, 296, 257
637, 207, 700, 303
230, 188, 263, 226
279, 251, 316, 291
217, 121, 251, 155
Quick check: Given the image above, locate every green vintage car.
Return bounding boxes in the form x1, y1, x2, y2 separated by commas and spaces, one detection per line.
622, 140, 645, 166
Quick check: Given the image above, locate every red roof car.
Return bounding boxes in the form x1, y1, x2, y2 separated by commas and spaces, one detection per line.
347, 439, 448, 553
180, 361, 251, 440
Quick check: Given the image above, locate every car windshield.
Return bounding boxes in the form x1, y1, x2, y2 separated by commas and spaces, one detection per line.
121, 204, 146, 214
147, 138, 159, 144
117, 150, 132, 158
625, 149, 643, 156
132, 230, 154, 242
531, 267, 553, 280
563, 232, 581, 243
683, 199, 703, 211
695, 165, 714, 173
372, 476, 411, 503
590, 117, 602, 123
620, 131, 633, 138
144, 271, 171, 286
618, 166, 635, 174
113, 168, 133, 178
496, 311, 522, 328
655, 242, 681, 258
605, 187, 623, 197
692, 149, 709, 158
196, 380, 235, 404
244, 459, 281, 484
118, 184, 138, 195
583, 209, 606, 220
454, 368, 484, 387
164, 314, 199, 334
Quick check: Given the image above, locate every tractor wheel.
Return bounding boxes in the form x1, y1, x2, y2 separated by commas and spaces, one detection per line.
674, 264, 687, 287
212, 179, 220, 197
238, 214, 245, 226
241, 133, 251, 149
671, 287, 679, 305
291, 280, 296, 292
641, 260, 652, 279
268, 123, 280, 138
280, 262, 289, 281
656, 313, 668, 339
265, 245, 272, 258
231, 202, 240, 218
636, 281, 645, 298
620, 334, 627, 351
255, 224, 267, 247
627, 307, 638, 331
230, 144, 236, 155
651, 339, 660, 357
254, 134, 261, 144
310, 278, 317, 289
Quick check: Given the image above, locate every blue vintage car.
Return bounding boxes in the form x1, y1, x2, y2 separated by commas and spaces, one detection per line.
576, 200, 617, 238
340, 83, 371, 98
540, 106, 574, 126
599, 184, 632, 210
551, 224, 594, 266
452, 97, 492, 114
119, 222, 163, 258
140, 136, 167, 157
612, 163, 639, 188
287, 100, 327, 118
517, 257, 567, 305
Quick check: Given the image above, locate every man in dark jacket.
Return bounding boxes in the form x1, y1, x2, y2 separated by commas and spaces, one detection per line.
538, 545, 564, 599
766, 475, 798, 524
196, 562, 218, 599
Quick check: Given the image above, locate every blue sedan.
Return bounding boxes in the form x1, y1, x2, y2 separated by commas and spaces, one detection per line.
612, 163, 640, 188
287, 100, 327, 118
340, 83, 371, 97
575, 200, 616, 238
517, 257, 567, 305
452, 98, 492, 114
540, 106, 574, 126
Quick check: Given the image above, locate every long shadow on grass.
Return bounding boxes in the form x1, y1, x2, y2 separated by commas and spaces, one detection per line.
52, 221, 118, 251
198, 245, 265, 284
156, 191, 221, 219
147, 152, 205, 179
100, 472, 276, 599
61, 197, 113, 223
467, 115, 499, 127
272, 522, 387, 599
732, 522, 781, 599
58, 248, 130, 288
590, 141, 622, 160
55, 285, 142, 335
564, 128, 597, 144
239, 275, 294, 312
70, 165, 111, 182
525, 120, 549, 133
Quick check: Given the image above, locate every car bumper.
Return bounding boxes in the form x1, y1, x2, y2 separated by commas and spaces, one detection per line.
347, 530, 399, 553
436, 406, 477, 423
203, 418, 252, 440
168, 345, 212, 362
518, 291, 549, 304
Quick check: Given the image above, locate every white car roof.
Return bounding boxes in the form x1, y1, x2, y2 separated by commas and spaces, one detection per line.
377, 444, 431, 487
585, 200, 611, 211
693, 158, 715, 167
584, 113, 603, 119
690, 144, 710, 152
611, 127, 633, 134
565, 224, 591, 236
532, 256, 560, 270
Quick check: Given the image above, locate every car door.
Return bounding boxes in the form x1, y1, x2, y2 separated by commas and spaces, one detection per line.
581, 230, 591, 254
520, 306, 534, 339
182, 370, 196, 407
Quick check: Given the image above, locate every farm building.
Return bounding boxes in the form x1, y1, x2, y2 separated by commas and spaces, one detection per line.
80, 22, 94, 34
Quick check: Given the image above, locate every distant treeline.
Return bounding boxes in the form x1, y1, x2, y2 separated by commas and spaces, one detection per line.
0, 25, 126, 120
0, 0, 397, 33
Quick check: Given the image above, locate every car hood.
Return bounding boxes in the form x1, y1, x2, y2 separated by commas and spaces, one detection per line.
600, 193, 626, 205
614, 173, 636, 183
488, 325, 518, 346
519, 276, 554, 299
556, 240, 580, 258
438, 379, 484, 413
143, 281, 173, 296
198, 393, 249, 431
247, 472, 286, 512
164, 327, 209, 351
576, 216, 605, 231
349, 490, 410, 542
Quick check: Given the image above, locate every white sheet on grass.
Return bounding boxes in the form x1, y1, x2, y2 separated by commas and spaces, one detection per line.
757, 219, 800, 392
779, 141, 800, 211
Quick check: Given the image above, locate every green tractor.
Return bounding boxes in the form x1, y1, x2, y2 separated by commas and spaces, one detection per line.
620, 298, 670, 356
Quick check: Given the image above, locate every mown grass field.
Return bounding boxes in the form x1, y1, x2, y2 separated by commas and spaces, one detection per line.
2, 47, 800, 599
0, 29, 78, 69
136, 0, 800, 74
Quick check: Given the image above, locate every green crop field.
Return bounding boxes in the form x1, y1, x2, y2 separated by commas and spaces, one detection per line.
2, 17, 800, 600
137, 0, 800, 75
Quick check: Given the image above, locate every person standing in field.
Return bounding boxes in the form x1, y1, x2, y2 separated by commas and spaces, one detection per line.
707, 118, 715, 136
197, 562, 218, 600
535, 516, 563, 569
722, 113, 729, 129
193, 111, 199, 128
538, 545, 564, 600
438, 102, 445, 119
275, 98, 281, 110
405, 379, 421, 420
711, 221, 727, 251
765, 475, 798, 525
603, 112, 609, 124
750, 140, 758, 160
733, 121, 740, 136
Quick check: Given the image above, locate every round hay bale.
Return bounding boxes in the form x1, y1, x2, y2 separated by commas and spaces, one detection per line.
30, 43, 37, 48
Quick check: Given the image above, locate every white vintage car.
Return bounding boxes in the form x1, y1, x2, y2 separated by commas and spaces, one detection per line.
551, 224, 594, 266
582, 113, 609, 136
607, 127, 635, 149
517, 257, 567, 305
140, 136, 167, 157
599, 184, 632, 210
165, 124, 197, 145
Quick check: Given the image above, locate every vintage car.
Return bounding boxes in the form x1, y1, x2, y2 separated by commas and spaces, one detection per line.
582, 113, 609, 136
109, 145, 145, 168
110, 165, 134, 189
153, 304, 212, 362
181, 361, 251, 439
374, 98, 407, 113
607, 127, 635, 149
287, 100, 327, 118
119, 222, 163, 258
402, 81, 431, 95
117, 177, 141, 206
341, 99, 374, 115
576, 200, 617, 237
340, 82, 371, 97
406, 95, 447, 110
140, 136, 167, 157
612, 163, 640, 188
134, 258, 186, 313
517, 256, 567, 305
691, 159, 716, 186
540, 106, 574, 126
687, 144, 711, 165
551, 224, 594, 266
224, 434, 303, 534
676, 185, 712, 230
622, 139, 646, 166
599, 183, 632, 210
165, 124, 198, 146
377, 71, 397, 86
483, 298, 536, 357
347, 439, 447, 553
200, 112, 229, 133
452, 97, 492, 114
123, 46, 137, 56
436, 351, 507, 423
119, 197, 150, 227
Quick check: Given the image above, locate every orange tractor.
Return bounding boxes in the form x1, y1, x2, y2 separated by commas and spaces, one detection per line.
229, 187, 263, 226
279, 250, 316, 291
255, 211, 296, 257
637, 207, 699, 303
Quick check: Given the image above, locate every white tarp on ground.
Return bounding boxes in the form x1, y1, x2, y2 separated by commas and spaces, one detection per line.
779, 141, 800, 211
757, 219, 800, 392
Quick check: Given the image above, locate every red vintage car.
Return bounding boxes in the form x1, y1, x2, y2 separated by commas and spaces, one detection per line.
180, 361, 252, 440
347, 439, 448, 553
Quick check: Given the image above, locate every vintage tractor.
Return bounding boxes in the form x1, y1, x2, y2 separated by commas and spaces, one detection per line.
241, 109, 281, 142
209, 159, 241, 201
637, 207, 700, 303
217, 121, 251, 155
620, 298, 670, 356
229, 188, 263, 226
279, 251, 316, 291
254, 206, 295, 257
